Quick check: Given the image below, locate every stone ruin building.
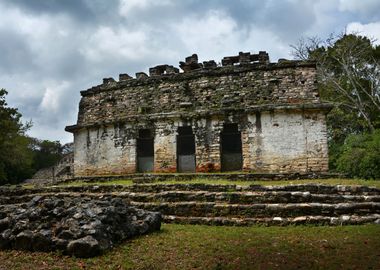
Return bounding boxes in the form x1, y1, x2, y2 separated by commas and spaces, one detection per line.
65, 51, 332, 176
28, 143, 74, 184
29, 152, 74, 184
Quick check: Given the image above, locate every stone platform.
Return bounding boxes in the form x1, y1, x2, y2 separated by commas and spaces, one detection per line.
1, 183, 379, 227
63, 172, 343, 184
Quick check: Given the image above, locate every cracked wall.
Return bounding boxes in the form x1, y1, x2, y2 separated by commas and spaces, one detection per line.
72, 110, 328, 176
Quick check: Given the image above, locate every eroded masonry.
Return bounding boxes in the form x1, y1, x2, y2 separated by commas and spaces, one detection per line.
65, 51, 332, 176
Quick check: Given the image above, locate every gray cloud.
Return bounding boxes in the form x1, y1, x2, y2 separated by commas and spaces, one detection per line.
0, 0, 378, 143
338, 0, 380, 21
0, 29, 37, 74
1, 0, 121, 24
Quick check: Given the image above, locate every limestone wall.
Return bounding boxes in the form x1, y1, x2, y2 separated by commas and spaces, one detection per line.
73, 110, 328, 176
73, 124, 136, 176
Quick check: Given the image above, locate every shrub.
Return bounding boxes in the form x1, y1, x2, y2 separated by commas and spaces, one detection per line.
336, 130, 380, 179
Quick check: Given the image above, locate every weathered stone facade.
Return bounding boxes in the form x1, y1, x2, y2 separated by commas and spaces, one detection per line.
66, 51, 332, 176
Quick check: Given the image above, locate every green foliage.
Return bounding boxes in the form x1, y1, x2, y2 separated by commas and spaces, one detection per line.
292, 34, 380, 176
336, 130, 380, 179
293, 34, 380, 136
29, 138, 63, 171
0, 89, 66, 185
0, 89, 33, 184
326, 107, 367, 144
2, 135, 34, 182
319, 35, 380, 133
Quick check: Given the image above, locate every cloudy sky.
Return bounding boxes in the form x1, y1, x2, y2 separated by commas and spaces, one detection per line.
1, 0, 380, 143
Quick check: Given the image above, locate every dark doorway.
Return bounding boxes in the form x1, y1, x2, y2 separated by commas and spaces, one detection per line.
220, 123, 242, 171
177, 126, 196, 172
136, 129, 154, 172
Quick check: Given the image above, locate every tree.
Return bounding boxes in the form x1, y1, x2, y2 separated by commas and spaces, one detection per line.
291, 33, 380, 173
0, 89, 33, 184
336, 130, 380, 179
291, 33, 380, 140
0, 89, 70, 184
29, 138, 63, 171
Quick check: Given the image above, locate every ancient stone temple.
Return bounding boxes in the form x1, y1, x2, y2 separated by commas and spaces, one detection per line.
65, 51, 332, 176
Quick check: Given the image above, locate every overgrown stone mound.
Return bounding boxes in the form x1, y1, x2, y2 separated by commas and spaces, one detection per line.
0, 195, 161, 257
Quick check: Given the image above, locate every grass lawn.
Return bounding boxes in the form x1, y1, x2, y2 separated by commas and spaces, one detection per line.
61, 178, 380, 188
0, 224, 379, 270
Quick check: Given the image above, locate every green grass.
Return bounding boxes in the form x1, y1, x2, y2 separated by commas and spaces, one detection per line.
148, 178, 380, 187
59, 178, 380, 188
1, 224, 379, 270
59, 179, 134, 186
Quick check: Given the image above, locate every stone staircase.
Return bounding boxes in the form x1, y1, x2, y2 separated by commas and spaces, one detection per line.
1, 183, 380, 226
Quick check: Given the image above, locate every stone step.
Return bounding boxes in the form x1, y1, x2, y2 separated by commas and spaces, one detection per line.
130, 201, 380, 218
2, 191, 380, 205
2, 190, 380, 227
118, 191, 380, 204
163, 214, 380, 226
2, 184, 380, 197
124, 184, 380, 195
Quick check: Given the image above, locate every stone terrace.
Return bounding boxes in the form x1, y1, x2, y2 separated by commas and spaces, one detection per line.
2, 183, 379, 226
